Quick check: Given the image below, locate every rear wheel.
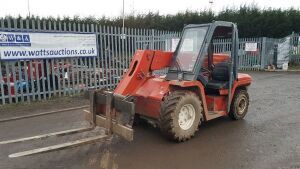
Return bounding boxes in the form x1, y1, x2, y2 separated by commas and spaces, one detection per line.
159, 91, 203, 142
229, 89, 249, 120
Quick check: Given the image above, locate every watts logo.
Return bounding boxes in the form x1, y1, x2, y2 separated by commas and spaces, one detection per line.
0, 33, 31, 46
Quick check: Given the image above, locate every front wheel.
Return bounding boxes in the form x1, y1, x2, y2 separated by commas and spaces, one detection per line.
159, 91, 203, 142
229, 89, 249, 120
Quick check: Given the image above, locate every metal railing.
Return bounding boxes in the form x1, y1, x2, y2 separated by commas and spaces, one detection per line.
213, 37, 275, 70
0, 18, 281, 104
0, 18, 181, 104
289, 33, 300, 64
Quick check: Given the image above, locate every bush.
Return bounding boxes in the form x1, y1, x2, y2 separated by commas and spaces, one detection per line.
1, 5, 300, 38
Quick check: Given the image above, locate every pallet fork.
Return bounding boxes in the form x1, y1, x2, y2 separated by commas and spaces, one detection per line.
85, 89, 134, 141
0, 89, 135, 158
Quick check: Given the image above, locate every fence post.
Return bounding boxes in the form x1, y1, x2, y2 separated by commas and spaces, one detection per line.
0, 62, 4, 104
289, 32, 295, 61
260, 37, 267, 69
151, 29, 155, 50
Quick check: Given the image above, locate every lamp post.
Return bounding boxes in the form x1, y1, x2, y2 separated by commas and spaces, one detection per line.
209, 0, 213, 12
27, 0, 31, 17
121, 0, 126, 39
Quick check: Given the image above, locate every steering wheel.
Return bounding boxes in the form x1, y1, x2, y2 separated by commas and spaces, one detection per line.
201, 67, 211, 74
211, 63, 215, 69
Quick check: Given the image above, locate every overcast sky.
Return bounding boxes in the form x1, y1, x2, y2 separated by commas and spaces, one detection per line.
1, 0, 300, 18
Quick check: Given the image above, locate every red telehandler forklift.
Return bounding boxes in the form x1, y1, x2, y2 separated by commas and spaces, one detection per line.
86, 21, 252, 142
3, 21, 252, 157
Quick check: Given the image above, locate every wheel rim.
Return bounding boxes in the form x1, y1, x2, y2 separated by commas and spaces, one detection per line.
237, 96, 247, 115
178, 104, 196, 130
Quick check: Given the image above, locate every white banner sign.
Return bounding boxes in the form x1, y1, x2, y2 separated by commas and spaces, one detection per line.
181, 39, 194, 52
245, 42, 257, 52
0, 31, 97, 60
171, 38, 180, 52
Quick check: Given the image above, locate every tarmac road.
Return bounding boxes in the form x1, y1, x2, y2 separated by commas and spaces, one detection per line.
0, 71, 299, 169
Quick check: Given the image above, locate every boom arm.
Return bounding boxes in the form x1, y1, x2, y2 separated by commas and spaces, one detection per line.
114, 50, 173, 96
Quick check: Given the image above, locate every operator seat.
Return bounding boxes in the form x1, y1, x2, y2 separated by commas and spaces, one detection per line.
206, 62, 229, 90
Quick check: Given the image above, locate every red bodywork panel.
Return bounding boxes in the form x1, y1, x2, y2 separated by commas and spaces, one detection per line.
150, 51, 173, 71
206, 95, 227, 111
202, 54, 230, 68
114, 50, 252, 121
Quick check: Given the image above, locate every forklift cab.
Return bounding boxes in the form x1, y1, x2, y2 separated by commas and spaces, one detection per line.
200, 25, 235, 93
167, 21, 239, 96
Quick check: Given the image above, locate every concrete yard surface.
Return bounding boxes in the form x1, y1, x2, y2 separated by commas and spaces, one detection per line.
0, 71, 299, 169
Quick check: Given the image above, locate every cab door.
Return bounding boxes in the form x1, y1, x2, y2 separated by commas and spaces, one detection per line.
227, 25, 239, 112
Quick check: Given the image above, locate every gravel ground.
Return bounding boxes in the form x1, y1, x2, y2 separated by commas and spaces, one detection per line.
0, 71, 299, 169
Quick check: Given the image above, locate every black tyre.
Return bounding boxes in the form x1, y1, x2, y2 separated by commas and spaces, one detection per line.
229, 89, 249, 120
159, 91, 203, 142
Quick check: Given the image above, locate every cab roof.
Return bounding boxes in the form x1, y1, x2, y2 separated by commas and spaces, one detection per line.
184, 21, 236, 29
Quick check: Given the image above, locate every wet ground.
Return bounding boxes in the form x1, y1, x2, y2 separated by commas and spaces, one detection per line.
0, 71, 299, 169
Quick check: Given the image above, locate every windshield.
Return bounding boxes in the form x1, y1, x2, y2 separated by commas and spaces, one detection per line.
170, 26, 208, 72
